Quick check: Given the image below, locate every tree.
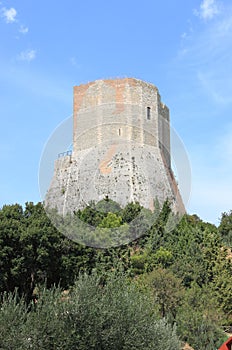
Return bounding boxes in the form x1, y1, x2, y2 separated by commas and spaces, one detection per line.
120, 201, 143, 223
0, 202, 96, 298
98, 212, 123, 228
176, 283, 226, 350
219, 210, 232, 247
0, 274, 181, 350
141, 267, 184, 319
0, 204, 24, 293
210, 248, 232, 317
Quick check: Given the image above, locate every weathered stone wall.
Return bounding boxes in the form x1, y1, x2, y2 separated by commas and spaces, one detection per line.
45, 78, 185, 215
158, 97, 171, 169
73, 79, 161, 153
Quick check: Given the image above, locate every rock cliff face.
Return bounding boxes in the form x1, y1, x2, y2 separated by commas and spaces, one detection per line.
45, 78, 185, 215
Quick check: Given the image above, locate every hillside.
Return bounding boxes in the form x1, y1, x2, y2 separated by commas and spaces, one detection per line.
0, 200, 231, 349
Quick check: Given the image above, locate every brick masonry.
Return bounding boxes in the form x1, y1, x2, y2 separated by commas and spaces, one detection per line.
45, 78, 185, 215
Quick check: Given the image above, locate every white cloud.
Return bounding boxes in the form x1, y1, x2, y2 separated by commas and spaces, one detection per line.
177, 4, 232, 106
1, 7, 29, 34
18, 49, 36, 62
1, 7, 17, 23
172, 2, 232, 224
195, 0, 220, 20
19, 25, 28, 34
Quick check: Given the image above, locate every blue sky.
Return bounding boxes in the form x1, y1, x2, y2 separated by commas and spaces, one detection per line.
0, 0, 231, 225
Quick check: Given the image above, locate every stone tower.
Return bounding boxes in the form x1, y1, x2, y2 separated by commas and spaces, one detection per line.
45, 78, 185, 214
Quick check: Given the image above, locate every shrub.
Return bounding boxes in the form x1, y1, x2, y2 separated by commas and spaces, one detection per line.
0, 273, 181, 350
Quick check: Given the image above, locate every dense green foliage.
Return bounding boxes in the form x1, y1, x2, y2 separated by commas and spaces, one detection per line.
0, 200, 232, 349
0, 274, 180, 350
219, 210, 232, 247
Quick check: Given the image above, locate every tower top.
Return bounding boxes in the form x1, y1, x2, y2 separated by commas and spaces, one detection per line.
73, 77, 169, 162
74, 77, 159, 91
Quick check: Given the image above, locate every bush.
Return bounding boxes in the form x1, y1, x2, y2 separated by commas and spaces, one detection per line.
176, 284, 226, 350
0, 292, 28, 349
0, 273, 181, 350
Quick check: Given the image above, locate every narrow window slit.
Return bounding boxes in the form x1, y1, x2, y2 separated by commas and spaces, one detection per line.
147, 107, 151, 120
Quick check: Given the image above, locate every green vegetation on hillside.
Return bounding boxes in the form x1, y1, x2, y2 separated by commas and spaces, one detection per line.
0, 200, 231, 349
0, 273, 180, 350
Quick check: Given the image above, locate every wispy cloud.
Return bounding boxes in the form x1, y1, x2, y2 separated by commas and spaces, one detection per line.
173, 2, 232, 223
1, 7, 17, 23
177, 3, 232, 106
19, 25, 28, 34
194, 0, 220, 20
18, 49, 36, 62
